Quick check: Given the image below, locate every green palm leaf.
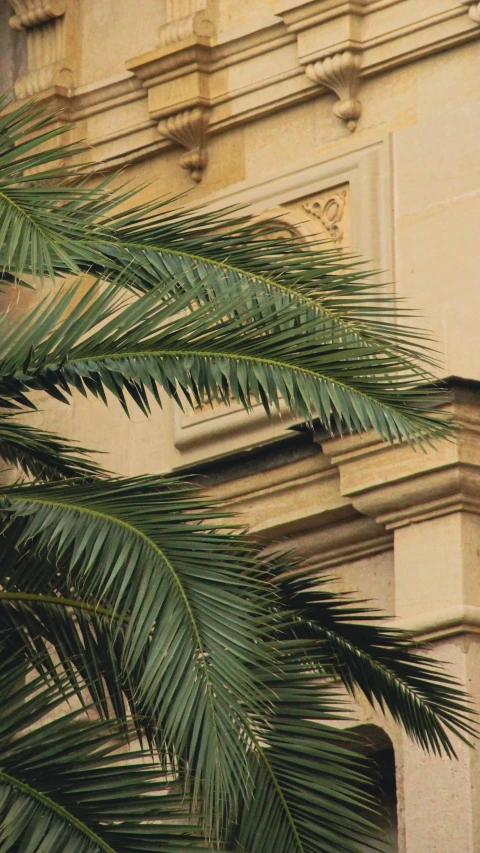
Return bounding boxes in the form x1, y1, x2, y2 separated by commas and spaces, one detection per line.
0, 655, 209, 852
0, 95, 122, 283
0, 279, 449, 446
231, 641, 387, 853
279, 575, 477, 756
0, 475, 268, 835
0, 413, 104, 481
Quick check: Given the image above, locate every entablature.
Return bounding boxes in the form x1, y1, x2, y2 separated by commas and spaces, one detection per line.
6, 1, 479, 175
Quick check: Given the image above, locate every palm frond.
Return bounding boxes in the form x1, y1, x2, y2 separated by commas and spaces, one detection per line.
0, 95, 126, 283
0, 475, 269, 835
0, 655, 209, 853
231, 641, 388, 853
0, 279, 450, 446
95, 211, 442, 371
0, 413, 105, 480
279, 575, 477, 757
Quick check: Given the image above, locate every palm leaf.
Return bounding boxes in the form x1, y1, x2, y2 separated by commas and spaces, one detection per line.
279, 575, 477, 757
0, 280, 450, 446
0, 475, 269, 835
231, 639, 388, 853
0, 95, 126, 283
0, 655, 209, 853
0, 413, 105, 480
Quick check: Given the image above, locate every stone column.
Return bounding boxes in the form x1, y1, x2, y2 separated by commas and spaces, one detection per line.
321, 383, 480, 853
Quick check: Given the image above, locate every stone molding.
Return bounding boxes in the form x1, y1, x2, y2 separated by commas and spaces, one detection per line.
7, 1, 480, 168
396, 605, 480, 642
116, 0, 480, 170
319, 386, 480, 530
7, 0, 75, 100
202, 445, 392, 569
157, 106, 210, 182
461, 0, 480, 24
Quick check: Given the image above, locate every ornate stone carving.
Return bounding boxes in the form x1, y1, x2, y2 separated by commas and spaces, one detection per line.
306, 51, 362, 132
303, 189, 347, 244
157, 107, 210, 182
158, 0, 218, 46
8, 0, 66, 29
7, 0, 73, 99
461, 1, 480, 24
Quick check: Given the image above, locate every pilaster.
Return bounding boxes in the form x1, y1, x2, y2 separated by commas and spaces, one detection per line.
7, 0, 77, 103
320, 383, 480, 853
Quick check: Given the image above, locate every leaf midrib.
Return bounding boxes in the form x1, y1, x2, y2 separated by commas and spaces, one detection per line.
62, 347, 446, 435
0, 590, 124, 620
3, 493, 221, 763
90, 234, 422, 360
0, 769, 117, 853
9, 346, 445, 443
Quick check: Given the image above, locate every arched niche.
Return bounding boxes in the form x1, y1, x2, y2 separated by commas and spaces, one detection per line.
349, 724, 398, 853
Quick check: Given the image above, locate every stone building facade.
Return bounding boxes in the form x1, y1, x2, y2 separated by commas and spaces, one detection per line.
2, 1, 480, 850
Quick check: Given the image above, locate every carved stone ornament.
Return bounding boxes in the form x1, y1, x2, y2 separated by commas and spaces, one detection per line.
8, 0, 66, 30
157, 107, 210, 182
306, 51, 362, 132
461, 1, 480, 24
303, 189, 347, 244
7, 0, 72, 99
158, 0, 218, 47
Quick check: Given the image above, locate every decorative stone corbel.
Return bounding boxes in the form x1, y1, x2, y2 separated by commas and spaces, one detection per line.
461, 1, 480, 24
158, 0, 218, 47
157, 107, 209, 183
306, 51, 362, 132
127, 1, 217, 183
7, 0, 75, 100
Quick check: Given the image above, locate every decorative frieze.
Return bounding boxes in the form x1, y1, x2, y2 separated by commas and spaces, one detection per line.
7, 0, 74, 100
306, 51, 362, 132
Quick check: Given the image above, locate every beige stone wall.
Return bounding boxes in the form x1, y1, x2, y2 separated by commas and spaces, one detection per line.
3, 1, 480, 850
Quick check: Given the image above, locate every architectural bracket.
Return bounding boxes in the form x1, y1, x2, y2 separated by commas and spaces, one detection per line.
157, 107, 209, 183
306, 51, 362, 131
7, 0, 74, 101
276, 2, 365, 132
127, 1, 217, 183
461, 1, 480, 24
8, 0, 66, 30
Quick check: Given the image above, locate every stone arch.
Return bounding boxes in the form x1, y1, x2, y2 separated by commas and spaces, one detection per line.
349, 724, 398, 852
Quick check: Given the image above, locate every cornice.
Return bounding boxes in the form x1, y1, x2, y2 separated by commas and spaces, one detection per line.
320, 387, 480, 529
8, 2, 478, 169
13, 0, 474, 170
395, 605, 480, 642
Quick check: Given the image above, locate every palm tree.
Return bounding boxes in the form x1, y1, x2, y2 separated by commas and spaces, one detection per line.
0, 95, 475, 853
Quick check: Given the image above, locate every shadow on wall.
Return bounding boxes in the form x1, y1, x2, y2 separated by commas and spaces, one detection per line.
351, 724, 398, 853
